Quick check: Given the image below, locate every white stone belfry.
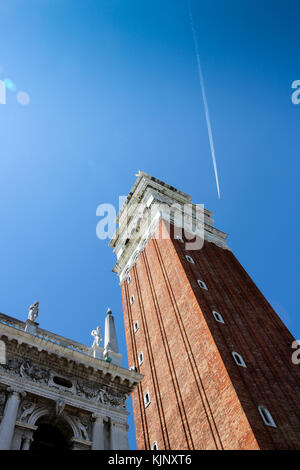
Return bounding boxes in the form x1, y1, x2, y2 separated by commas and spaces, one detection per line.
103, 309, 122, 367
109, 171, 229, 283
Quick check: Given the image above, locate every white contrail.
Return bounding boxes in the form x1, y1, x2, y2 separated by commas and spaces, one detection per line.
188, 1, 221, 199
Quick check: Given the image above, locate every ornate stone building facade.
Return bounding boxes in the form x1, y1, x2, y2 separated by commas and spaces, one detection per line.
110, 172, 300, 450
0, 307, 142, 450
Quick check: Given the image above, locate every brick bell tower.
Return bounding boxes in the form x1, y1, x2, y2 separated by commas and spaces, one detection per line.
109, 172, 300, 450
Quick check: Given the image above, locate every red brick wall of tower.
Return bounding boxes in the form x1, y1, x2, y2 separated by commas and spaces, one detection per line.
120, 219, 300, 450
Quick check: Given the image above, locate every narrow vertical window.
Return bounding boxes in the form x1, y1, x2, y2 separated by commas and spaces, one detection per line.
186, 255, 195, 264
127, 275, 131, 284
212, 310, 224, 323
232, 351, 247, 368
258, 406, 276, 427
151, 441, 158, 450
197, 279, 208, 290
144, 390, 151, 407
130, 295, 134, 305
176, 236, 184, 243
138, 352, 144, 365
133, 320, 139, 333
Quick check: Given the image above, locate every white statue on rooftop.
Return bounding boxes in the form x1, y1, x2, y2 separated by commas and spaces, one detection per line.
91, 326, 102, 347
27, 301, 39, 322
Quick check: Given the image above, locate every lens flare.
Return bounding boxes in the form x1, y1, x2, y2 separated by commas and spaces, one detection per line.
16, 91, 30, 106
3, 78, 16, 92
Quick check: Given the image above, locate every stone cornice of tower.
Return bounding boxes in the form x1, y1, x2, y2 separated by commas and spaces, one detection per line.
0, 312, 142, 391
109, 172, 229, 282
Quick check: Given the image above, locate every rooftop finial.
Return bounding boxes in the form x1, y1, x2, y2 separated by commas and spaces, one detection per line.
104, 307, 122, 366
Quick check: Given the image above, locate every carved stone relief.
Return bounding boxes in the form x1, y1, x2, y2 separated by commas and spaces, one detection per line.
0, 357, 50, 385
76, 380, 127, 409
0, 356, 128, 409
18, 399, 37, 422
73, 415, 89, 440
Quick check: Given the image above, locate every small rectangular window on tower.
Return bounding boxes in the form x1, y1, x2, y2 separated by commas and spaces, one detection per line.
197, 280, 208, 290
151, 441, 158, 450
232, 351, 247, 368
258, 406, 277, 428
138, 351, 144, 365
212, 310, 224, 323
144, 391, 151, 408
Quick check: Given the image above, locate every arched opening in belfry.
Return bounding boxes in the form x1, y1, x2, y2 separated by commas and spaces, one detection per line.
30, 417, 73, 450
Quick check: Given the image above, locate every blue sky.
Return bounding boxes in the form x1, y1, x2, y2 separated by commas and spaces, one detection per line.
0, 0, 299, 449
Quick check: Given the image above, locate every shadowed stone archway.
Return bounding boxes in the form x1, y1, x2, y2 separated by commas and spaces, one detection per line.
30, 416, 73, 450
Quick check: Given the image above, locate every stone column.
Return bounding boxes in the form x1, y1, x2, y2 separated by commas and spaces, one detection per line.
110, 419, 129, 450
92, 414, 105, 450
0, 387, 26, 450
11, 428, 23, 450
